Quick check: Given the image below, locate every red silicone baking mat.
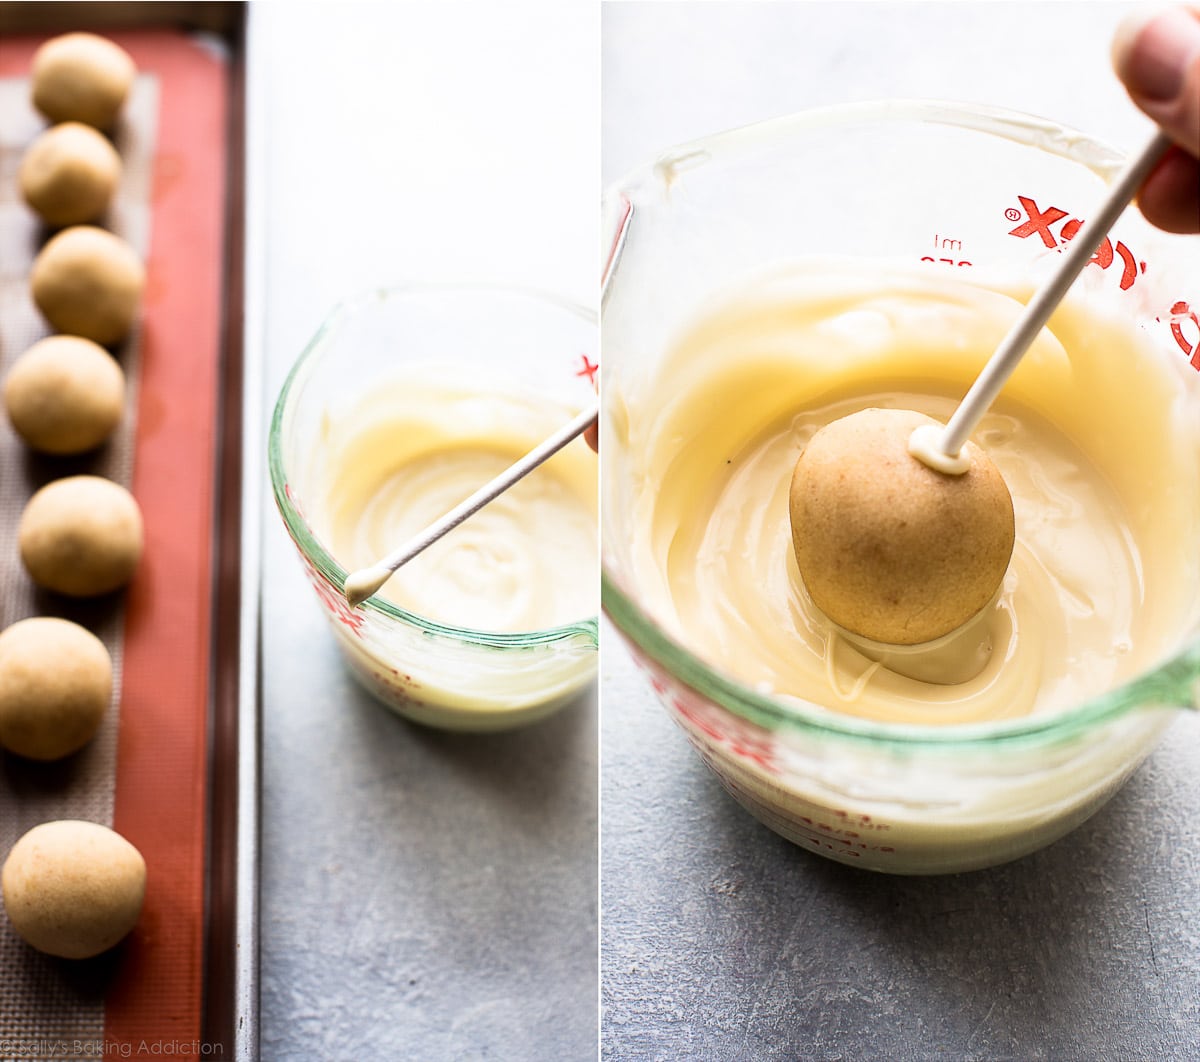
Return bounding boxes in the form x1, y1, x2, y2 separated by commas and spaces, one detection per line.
0, 21, 245, 1059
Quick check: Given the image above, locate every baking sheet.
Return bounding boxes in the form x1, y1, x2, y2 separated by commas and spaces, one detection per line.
0, 15, 253, 1060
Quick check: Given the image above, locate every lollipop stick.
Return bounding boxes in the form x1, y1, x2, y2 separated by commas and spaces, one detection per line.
343, 404, 598, 608
924, 131, 1171, 465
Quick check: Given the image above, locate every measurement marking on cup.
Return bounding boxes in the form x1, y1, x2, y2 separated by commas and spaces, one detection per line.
922, 234, 971, 268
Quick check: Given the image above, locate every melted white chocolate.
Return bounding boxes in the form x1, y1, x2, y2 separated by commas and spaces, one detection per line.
311, 381, 598, 633
613, 263, 1200, 727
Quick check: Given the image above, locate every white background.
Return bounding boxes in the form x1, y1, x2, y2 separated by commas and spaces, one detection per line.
256, 0, 599, 374
603, 0, 1154, 184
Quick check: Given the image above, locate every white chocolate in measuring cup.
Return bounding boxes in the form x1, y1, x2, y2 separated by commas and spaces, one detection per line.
299, 377, 598, 723
612, 260, 1200, 871
328, 397, 596, 630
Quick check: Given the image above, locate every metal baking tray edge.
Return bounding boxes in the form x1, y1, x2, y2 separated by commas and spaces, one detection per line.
208, 4, 259, 1058
231, 5, 261, 1052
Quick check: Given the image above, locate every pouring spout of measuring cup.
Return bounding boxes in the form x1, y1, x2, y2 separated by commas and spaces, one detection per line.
909, 131, 1172, 474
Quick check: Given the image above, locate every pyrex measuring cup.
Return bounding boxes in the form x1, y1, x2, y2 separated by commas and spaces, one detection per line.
271, 284, 599, 731
601, 100, 1200, 873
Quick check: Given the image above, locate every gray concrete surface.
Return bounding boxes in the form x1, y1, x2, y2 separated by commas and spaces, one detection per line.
602, 621, 1200, 1061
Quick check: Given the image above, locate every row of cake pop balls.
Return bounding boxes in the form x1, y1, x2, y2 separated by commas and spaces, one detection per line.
1, 34, 147, 963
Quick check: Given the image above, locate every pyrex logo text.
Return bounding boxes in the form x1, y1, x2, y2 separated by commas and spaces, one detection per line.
1169, 300, 1200, 369
1006, 194, 1145, 291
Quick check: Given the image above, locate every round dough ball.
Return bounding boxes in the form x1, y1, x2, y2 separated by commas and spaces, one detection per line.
30, 33, 136, 130
2, 820, 145, 959
19, 121, 121, 227
789, 408, 1015, 645
4, 335, 125, 455
0, 617, 111, 761
19, 476, 143, 597
30, 225, 144, 347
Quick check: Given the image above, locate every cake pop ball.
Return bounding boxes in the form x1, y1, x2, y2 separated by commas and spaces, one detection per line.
2, 820, 145, 959
789, 408, 1015, 646
19, 476, 143, 597
0, 617, 111, 761
30, 33, 136, 130
30, 225, 144, 347
4, 335, 125, 455
19, 121, 122, 227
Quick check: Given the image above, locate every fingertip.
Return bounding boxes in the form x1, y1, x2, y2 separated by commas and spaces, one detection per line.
1112, 5, 1162, 79
1112, 4, 1200, 102
1136, 146, 1200, 233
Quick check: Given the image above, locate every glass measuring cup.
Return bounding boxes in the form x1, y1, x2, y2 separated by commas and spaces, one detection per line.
601, 100, 1200, 873
271, 284, 599, 731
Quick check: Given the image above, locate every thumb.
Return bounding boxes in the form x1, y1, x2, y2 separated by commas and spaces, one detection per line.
1112, 5, 1200, 157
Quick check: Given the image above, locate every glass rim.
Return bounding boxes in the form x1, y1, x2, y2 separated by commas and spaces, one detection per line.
269, 281, 600, 652
604, 97, 1129, 207
600, 98, 1200, 748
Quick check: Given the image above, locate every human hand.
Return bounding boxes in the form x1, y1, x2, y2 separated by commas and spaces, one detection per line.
1112, 5, 1200, 233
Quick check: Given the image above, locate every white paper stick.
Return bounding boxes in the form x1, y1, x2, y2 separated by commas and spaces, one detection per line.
928, 131, 1171, 464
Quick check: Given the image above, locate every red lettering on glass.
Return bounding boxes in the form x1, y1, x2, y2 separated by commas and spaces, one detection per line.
1007, 195, 1067, 247
575, 354, 599, 384
1166, 301, 1200, 367
1009, 196, 1143, 291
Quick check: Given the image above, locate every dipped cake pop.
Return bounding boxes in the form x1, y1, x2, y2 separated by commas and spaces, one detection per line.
789, 408, 1015, 645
